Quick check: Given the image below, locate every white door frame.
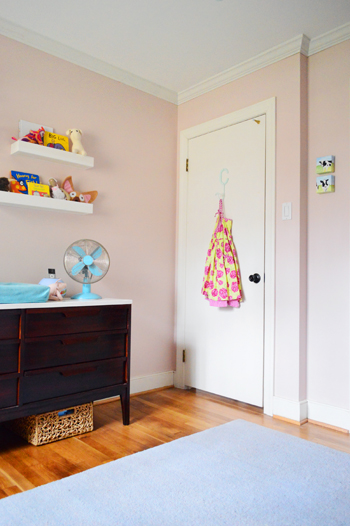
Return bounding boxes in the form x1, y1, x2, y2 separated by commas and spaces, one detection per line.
174, 97, 276, 416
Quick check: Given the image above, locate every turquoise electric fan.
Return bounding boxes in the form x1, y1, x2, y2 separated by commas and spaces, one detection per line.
63, 239, 110, 300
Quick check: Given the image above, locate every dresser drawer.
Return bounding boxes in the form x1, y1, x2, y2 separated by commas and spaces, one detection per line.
0, 341, 19, 374
25, 305, 129, 337
21, 359, 125, 404
0, 311, 20, 340
0, 378, 18, 409
24, 333, 126, 370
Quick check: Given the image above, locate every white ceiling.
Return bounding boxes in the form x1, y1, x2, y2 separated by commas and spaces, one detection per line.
1, 0, 350, 98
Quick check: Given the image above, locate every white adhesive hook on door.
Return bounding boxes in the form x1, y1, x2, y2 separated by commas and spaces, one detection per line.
215, 168, 229, 198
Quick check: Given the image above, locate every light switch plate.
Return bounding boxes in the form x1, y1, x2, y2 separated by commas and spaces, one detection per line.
282, 202, 292, 220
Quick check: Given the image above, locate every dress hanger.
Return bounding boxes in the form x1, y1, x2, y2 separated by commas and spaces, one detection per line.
215, 168, 229, 199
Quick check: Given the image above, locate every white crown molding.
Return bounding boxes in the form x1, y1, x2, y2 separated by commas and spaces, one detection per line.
1, 15, 350, 106
177, 34, 310, 104
308, 21, 350, 56
178, 23, 350, 104
0, 17, 178, 105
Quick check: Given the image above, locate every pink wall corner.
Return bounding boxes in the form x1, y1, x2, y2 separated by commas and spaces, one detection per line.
307, 40, 350, 409
299, 52, 308, 401
0, 35, 178, 378
178, 54, 306, 402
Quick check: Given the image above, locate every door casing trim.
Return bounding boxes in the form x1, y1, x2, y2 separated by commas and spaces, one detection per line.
174, 98, 276, 416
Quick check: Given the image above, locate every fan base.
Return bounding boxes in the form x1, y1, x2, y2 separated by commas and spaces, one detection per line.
71, 292, 102, 300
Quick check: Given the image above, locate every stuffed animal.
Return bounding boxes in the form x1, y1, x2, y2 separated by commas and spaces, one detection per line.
66, 129, 87, 156
9, 178, 26, 194
49, 178, 69, 200
11, 127, 45, 145
62, 176, 98, 204
48, 281, 67, 301
0, 178, 9, 192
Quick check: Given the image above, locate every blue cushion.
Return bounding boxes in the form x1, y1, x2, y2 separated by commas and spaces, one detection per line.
0, 283, 50, 304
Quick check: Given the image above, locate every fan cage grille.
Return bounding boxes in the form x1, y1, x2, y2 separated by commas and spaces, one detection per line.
64, 239, 110, 284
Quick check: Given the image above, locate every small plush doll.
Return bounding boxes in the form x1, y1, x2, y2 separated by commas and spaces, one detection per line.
62, 176, 98, 203
49, 178, 69, 200
48, 281, 67, 301
66, 129, 87, 156
0, 178, 9, 192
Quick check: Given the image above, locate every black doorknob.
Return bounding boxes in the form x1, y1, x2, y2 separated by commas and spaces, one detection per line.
249, 273, 261, 283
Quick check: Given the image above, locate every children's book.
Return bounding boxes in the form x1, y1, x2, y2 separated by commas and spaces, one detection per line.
10, 171, 40, 194
43, 132, 69, 152
27, 182, 51, 197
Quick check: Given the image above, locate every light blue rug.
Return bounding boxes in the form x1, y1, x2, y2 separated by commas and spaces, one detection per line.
0, 419, 349, 525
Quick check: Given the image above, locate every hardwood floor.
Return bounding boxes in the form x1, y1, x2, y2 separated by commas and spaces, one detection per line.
0, 387, 349, 499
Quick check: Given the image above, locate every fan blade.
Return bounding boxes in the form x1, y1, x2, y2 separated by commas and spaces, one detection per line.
91, 246, 102, 260
88, 263, 103, 276
73, 245, 86, 258
71, 261, 85, 276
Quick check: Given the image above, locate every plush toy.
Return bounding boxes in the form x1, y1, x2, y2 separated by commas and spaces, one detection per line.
49, 178, 69, 200
62, 176, 98, 204
66, 129, 87, 156
11, 127, 45, 145
48, 281, 67, 301
0, 178, 9, 192
9, 178, 26, 194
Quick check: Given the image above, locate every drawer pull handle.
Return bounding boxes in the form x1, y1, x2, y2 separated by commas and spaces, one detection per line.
60, 366, 97, 377
62, 309, 101, 318
60, 336, 99, 345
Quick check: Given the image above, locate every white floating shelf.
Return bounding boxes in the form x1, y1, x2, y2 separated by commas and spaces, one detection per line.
0, 191, 93, 214
10, 141, 94, 169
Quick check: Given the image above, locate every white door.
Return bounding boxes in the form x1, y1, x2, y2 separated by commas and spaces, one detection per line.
184, 116, 266, 407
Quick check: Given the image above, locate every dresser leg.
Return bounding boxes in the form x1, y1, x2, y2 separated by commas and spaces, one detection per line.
120, 390, 130, 425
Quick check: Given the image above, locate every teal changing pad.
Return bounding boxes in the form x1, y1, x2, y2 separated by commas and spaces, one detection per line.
0, 283, 50, 304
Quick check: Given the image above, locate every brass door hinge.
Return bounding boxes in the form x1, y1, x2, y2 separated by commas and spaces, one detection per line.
186, 159, 189, 172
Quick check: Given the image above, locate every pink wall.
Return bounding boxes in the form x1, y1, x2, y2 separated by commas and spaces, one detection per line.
1, 32, 349, 413
0, 35, 178, 378
307, 40, 350, 409
178, 54, 307, 402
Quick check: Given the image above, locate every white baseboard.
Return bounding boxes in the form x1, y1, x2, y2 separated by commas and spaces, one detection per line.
273, 397, 350, 431
308, 400, 350, 432
273, 396, 308, 423
95, 378, 350, 432
130, 371, 174, 395
94, 371, 174, 406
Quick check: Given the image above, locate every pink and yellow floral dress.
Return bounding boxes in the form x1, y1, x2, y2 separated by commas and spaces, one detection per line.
201, 200, 242, 307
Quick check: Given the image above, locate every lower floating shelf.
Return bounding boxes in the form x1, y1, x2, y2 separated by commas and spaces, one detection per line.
0, 191, 93, 214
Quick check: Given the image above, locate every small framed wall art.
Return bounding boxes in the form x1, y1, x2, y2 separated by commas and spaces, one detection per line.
316, 175, 335, 193
316, 155, 335, 174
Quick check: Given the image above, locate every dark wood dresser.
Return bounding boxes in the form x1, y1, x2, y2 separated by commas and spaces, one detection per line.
0, 299, 131, 425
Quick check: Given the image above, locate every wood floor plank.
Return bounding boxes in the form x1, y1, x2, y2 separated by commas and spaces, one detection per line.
0, 460, 36, 492
0, 387, 349, 501
3, 486, 22, 497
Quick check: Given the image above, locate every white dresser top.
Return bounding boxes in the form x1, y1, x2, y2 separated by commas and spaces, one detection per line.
0, 298, 132, 310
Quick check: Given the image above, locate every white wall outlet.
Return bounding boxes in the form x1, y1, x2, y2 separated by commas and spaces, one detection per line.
282, 202, 292, 220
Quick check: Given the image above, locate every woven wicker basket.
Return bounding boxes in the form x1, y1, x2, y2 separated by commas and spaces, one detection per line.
8, 403, 93, 446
